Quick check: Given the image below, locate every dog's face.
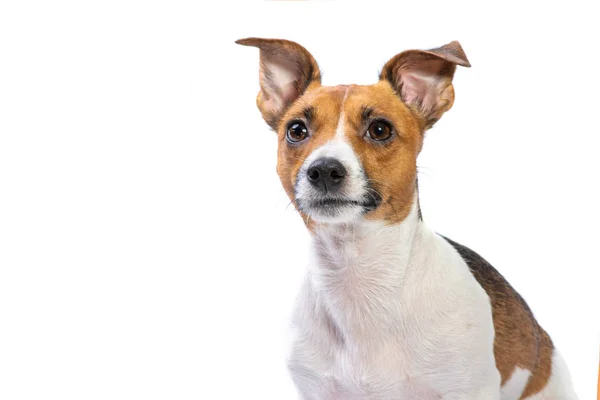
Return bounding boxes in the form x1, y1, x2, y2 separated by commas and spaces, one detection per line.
276, 82, 421, 225
238, 38, 470, 227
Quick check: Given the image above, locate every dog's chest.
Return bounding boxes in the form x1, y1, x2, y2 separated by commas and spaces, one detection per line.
289, 289, 445, 399
289, 334, 443, 400
287, 223, 493, 399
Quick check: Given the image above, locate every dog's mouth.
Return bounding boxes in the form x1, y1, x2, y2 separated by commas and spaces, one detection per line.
297, 193, 381, 221
311, 198, 367, 207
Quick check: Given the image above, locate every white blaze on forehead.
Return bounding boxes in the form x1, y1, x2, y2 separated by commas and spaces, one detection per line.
335, 85, 352, 140
301, 86, 359, 177
335, 111, 346, 140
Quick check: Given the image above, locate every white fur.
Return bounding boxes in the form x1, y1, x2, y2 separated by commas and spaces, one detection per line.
287, 204, 579, 399
500, 367, 531, 399
288, 199, 502, 399
287, 102, 576, 400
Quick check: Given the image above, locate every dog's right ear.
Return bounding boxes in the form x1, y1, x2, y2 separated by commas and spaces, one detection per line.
236, 38, 321, 130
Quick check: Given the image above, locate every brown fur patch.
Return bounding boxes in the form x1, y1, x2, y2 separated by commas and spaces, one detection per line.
274, 83, 347, 228
275, 81, 424, 227
444, 238, 553, 398
339, 82, 422, 224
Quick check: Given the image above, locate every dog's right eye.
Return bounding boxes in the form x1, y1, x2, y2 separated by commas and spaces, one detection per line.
366, 120, 394, 142
286, 122, 309, 143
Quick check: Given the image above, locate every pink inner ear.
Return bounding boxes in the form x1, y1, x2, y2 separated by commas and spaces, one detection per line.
262, 58, 301, 111
400, 59, 448, 115
262, 82, 298, 114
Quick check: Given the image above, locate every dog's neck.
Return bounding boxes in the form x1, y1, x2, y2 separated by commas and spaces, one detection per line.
310, 194, 422, 270
306, 195, 437, 341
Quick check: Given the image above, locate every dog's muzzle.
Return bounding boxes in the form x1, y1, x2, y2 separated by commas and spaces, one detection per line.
295, 157, 380, 222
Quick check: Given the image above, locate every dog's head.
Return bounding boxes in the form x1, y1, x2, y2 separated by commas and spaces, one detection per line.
237, 38, 470, 227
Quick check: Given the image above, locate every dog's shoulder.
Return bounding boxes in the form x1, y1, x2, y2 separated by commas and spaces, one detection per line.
441, 235, 531, 308
440, 235, 555, 396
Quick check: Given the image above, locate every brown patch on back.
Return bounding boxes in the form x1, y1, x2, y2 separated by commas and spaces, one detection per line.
444, 237, 553, 398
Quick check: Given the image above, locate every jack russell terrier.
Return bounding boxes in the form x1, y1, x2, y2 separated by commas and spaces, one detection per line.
237, 37, 578, 400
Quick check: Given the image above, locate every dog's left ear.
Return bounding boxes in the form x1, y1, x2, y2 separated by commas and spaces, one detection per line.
236, 37, 321, 130
380, 41, 471, 129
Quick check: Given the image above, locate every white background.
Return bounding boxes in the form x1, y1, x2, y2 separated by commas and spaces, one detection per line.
1, 1, 599, 399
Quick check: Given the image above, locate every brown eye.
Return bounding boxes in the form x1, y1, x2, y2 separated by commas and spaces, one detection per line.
286, 122, 309, 143
367, 120, 394, 141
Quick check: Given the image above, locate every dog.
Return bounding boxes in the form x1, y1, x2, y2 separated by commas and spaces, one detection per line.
237, 37, 578, 400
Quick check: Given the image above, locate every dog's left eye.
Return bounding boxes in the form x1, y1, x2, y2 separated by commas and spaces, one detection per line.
366, 120, 394, 141
286, 122, 309, 143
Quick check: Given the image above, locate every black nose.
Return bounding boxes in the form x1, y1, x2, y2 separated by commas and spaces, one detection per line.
306, 157, 347, 193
